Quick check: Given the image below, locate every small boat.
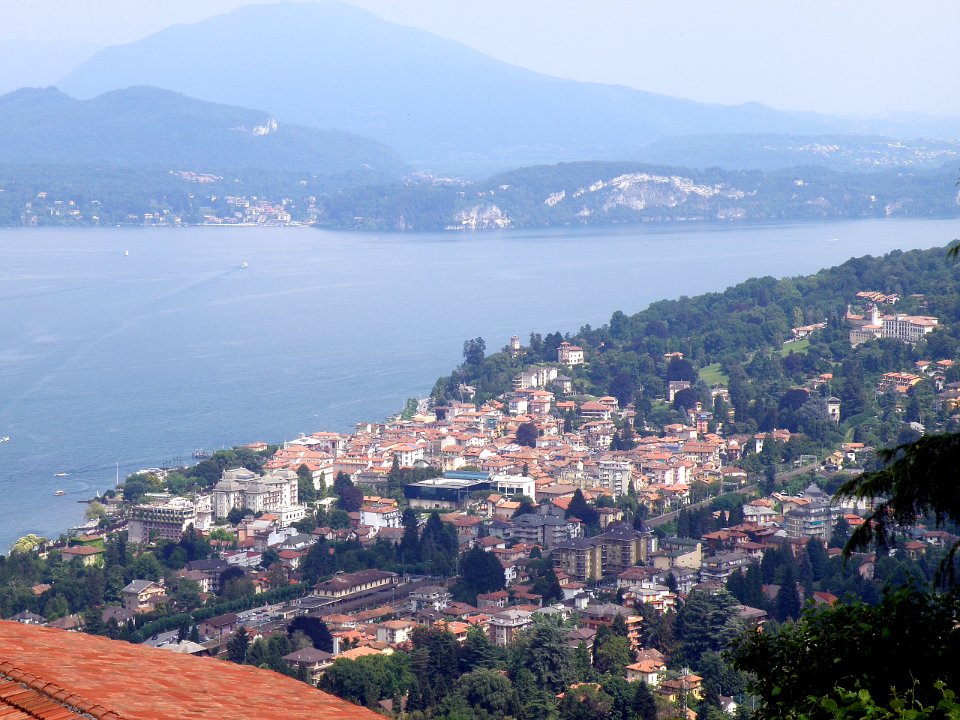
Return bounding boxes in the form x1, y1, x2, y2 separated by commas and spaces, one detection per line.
240, 260, 248, 269
125, 250, 129, 256
54, 472, 69, 477
54, 490, 66, 496
0, 436, 9, 443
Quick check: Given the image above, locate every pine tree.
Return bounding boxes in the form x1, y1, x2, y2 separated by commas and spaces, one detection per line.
398, 508, 421, 565
805, 537, 829, 582
631, 680, 657, 720
226, 627, 250, 663
776, 564, 802, 621
830, 516, 851, 549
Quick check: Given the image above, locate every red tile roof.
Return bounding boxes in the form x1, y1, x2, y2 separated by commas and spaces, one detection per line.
0, 621, 377, 720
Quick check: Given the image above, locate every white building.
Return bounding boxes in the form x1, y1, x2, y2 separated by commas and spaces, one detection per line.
128, 497, 201, 544
557, 342, 585, 366
492, 474, 536, 501
212, 468, 305, 525
596, 459, 633, 497
360, 504, 402, 530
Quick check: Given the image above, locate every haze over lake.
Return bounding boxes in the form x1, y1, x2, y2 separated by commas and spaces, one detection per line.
0, 217, 955, 550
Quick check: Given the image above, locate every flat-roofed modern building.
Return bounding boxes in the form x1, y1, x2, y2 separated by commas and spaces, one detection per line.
404, 476, 490, 509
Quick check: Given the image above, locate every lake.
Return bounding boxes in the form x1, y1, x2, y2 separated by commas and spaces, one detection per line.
0, 217, 956, 550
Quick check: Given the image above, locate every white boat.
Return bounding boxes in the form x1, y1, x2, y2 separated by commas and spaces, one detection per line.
0, 436, 9, 443
240, 260, 248, 269
54, 472, 69, 477
54, 490, 65, 496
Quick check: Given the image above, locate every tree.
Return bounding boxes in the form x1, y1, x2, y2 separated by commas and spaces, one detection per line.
460, 625, 497, 673
731, 587, 960, 719
454, 668, 518, 719
387, 454, 404, 496
775, 563, 801, 622
673, 589, 743, 667
84, 501, 107, 523
829, 516, 851, 549
226, 626, 250, 663
453, 546, 505, 604
593, 634, 632, 676
630, 680, 657, 720
836, 432, 960, 577
667, 356, 696, 382
806, 538, 830, 582
516, 422, 539, 448
297, 464, 317, 504
288, 615, 333, 653
558, 683, 613, 720
531, 568, 564, 604
637, 602, 673, 652
517, 615, 576, 694
673, 386, 700, 411
398, 508, 421, 565
566, 489, 599, 530
463, 337, 486, 367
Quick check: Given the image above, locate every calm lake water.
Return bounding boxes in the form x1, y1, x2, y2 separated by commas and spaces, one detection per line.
0, 218, 956, 550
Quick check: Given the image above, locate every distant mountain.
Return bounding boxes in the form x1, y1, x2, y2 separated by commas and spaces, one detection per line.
0, 86, 407, 179
315, 160, 960, 231
636, 134, 960, 172
57, 0, 870, 174
0, 39, 99, 96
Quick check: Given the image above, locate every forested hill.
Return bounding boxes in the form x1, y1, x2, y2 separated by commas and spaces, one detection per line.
0, 86, 407, 178
434, 243, 960, 454
317, 161, 959, 230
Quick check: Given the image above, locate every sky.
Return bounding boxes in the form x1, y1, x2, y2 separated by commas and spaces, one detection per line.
1, 0, 957, 117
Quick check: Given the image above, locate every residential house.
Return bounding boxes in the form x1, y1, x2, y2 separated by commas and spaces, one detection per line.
282, 647, 334, 686
122, 580, 166, 614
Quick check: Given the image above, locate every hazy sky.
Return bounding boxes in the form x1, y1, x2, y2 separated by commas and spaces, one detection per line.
2, 0, 957, 117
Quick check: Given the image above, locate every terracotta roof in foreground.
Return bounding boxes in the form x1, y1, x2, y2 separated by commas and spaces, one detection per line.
0, 621, 377, 720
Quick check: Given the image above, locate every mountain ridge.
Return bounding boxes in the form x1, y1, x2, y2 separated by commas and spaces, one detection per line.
56, 0, 866, 174
0, 85, 408, 179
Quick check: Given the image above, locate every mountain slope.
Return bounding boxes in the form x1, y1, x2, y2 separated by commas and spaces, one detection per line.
0, 85, 407, 179
58, 1, 852, 172
315, 160, 960, 230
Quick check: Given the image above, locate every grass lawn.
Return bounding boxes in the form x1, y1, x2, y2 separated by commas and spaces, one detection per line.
699, 363, 729, 386
779, 337, 811, 356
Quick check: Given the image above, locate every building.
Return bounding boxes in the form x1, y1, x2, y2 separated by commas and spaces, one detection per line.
492, 473, 536, 501
595, 523, 657, 575
312, 570, 399, 602
122, 579, 166, 613
282, 647, 334, 686
404, 476, 490, 510
558, 342, 585, 366
849, 304, 938, 345
487, 608, 533, 646
509, 513, 580, 550
59, 545, 104, 567
877, 372, 923, 394
553, 524, 657, 582
0, 621, 377, 719
883, 314, 938, 343
376, 620, 415, 646
596, 459, 633, 497
212, 468, 305, 524
128, 497, 200, 544
360, 503, 402, 530
553, 537, 604, 582
784, 484, 842, 541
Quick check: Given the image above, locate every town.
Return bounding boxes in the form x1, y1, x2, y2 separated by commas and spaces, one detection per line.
3, 274, 959, 720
